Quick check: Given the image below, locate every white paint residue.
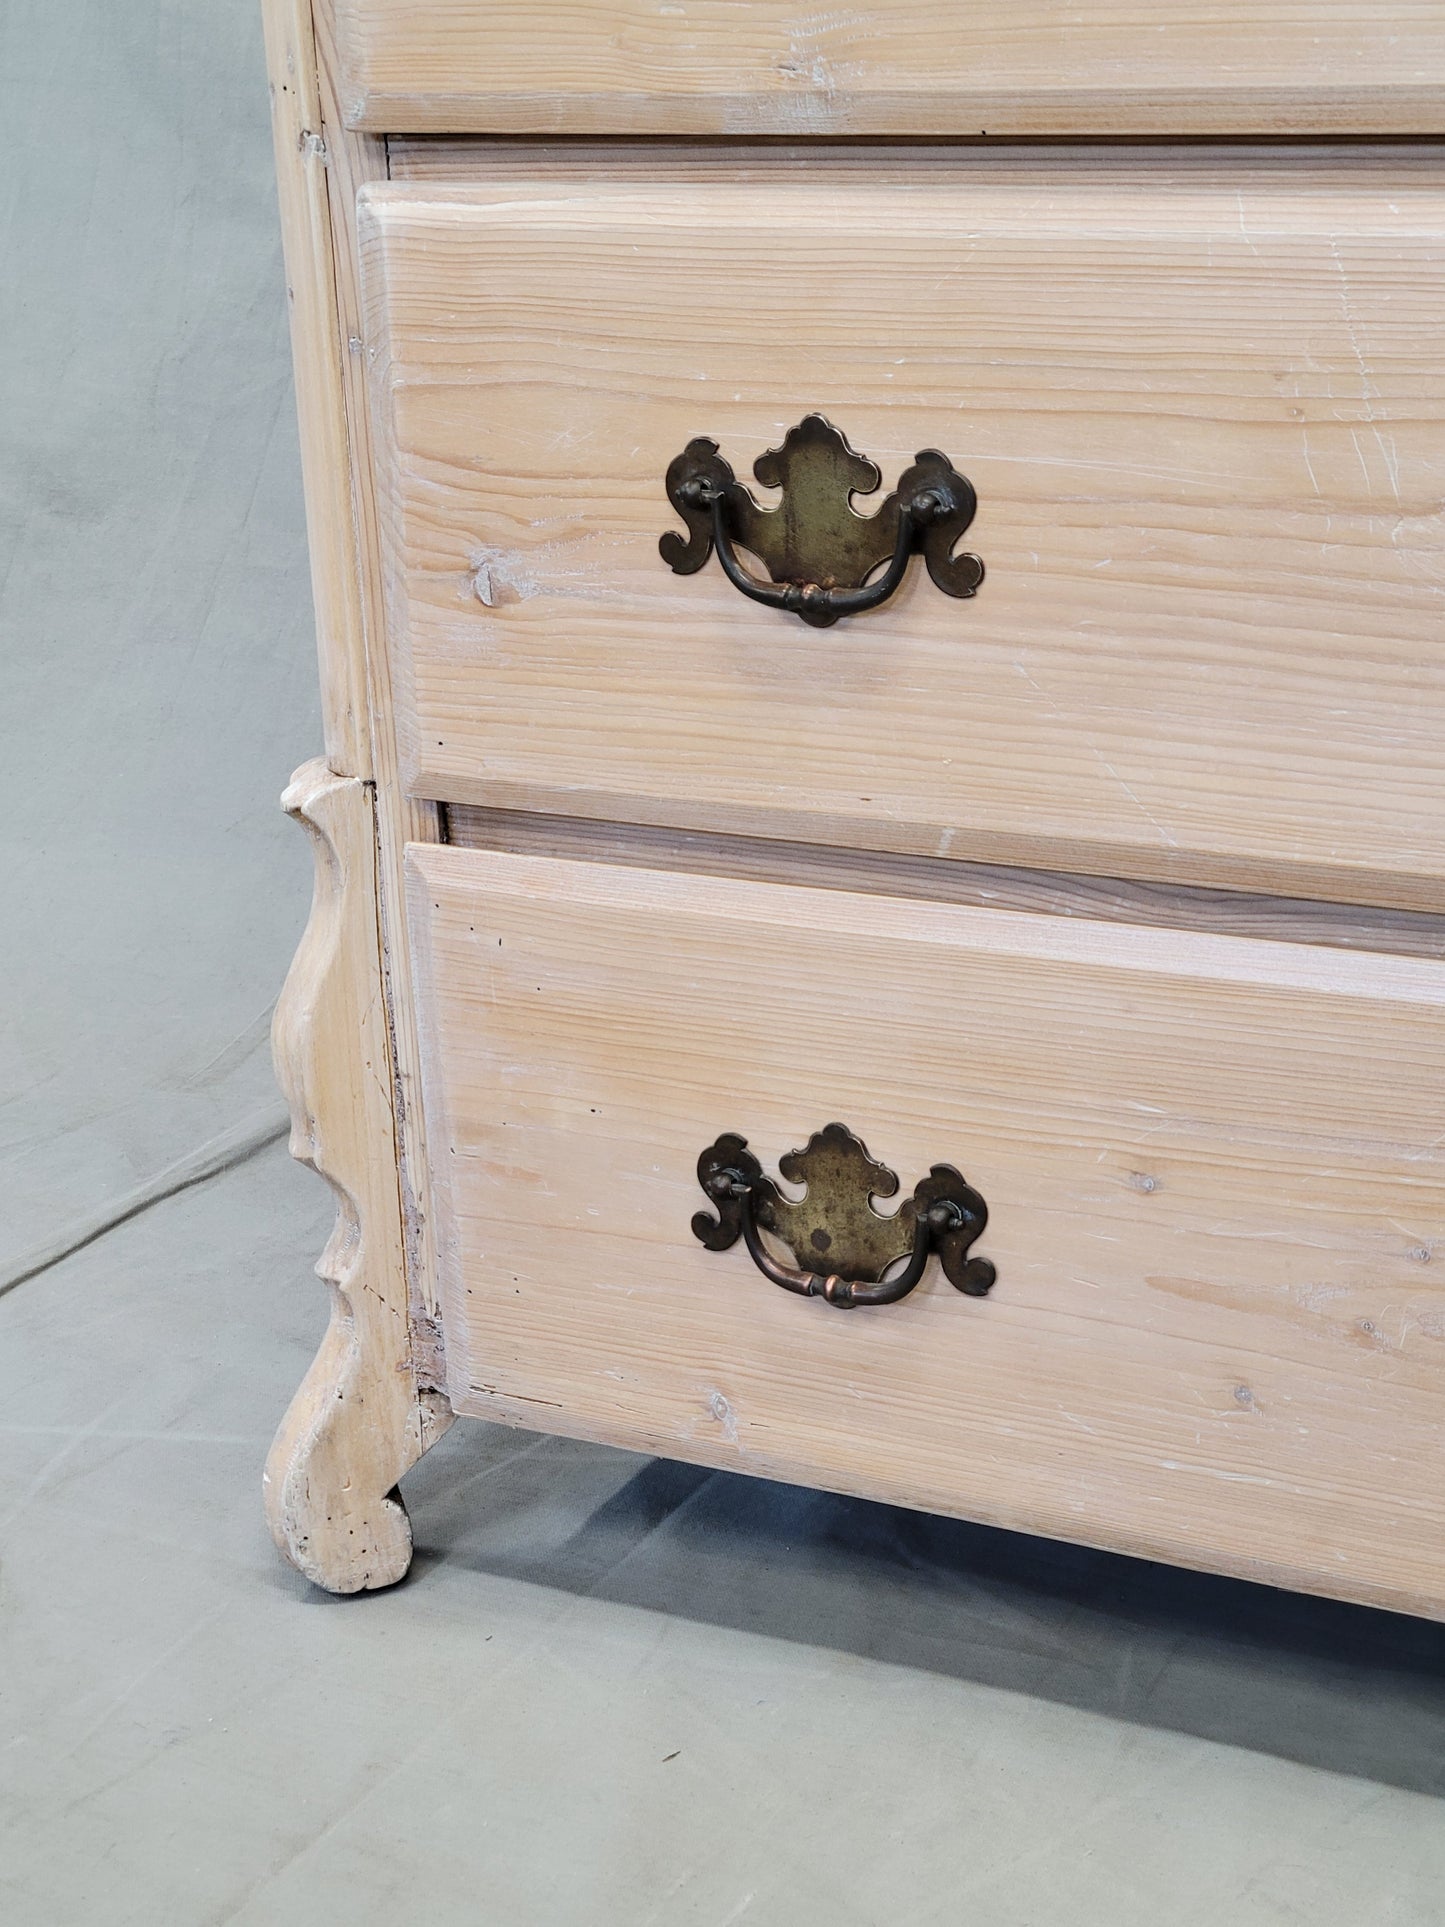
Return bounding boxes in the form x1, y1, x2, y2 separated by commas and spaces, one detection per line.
466, 539, 636, 609
708, 1389, 739, 1444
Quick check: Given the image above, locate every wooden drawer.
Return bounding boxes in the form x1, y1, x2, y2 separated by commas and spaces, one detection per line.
406, 842, 1445, 1618
362, 155, 1445, 910
333, 1, 1445, 136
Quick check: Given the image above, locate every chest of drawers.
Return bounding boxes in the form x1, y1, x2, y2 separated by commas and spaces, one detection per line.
261, 0, 1445, 1612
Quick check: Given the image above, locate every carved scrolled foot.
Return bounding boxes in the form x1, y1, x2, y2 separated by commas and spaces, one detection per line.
264, 759, 452, 1593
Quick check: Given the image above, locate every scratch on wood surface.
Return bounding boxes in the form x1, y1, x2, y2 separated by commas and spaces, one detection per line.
1094, 753, 1179, 850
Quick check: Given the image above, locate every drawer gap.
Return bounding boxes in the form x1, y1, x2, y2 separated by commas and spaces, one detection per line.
440, 805, 1445, 962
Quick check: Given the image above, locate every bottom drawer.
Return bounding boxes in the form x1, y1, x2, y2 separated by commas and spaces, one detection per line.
406, 845, 1445, 1617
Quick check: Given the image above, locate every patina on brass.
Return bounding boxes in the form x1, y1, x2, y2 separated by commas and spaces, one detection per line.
692, 1121, 995, 1309
660, 414, 983, 628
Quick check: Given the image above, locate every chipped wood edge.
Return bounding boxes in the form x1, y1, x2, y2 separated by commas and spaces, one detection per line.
265, 758, 452, 1593
262, 0, 371, 775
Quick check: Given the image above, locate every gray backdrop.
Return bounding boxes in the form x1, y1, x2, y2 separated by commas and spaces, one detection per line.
1, 0, 317, 1285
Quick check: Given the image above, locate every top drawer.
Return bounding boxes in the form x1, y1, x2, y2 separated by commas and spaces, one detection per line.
333, 0, 1445, 136
360, 152, 1445, 911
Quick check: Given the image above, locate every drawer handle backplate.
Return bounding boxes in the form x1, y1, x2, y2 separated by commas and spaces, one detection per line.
661, 415, 983, 628
693, 1121, 995, 1308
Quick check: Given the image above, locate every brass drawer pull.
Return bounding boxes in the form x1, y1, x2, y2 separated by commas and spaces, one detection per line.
693, 1121, 995, 1308
661, 415, 983, 628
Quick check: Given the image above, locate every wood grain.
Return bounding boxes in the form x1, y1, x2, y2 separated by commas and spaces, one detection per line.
264, 764, 451, 1593
361, 162, 1445, 909
445, 805, 1445, 960
407, 842, 1445, 1619
333, 0, 1445, 136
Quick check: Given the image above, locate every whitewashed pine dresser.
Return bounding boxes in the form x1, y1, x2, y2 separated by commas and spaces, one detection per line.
261, 0, 1445, 1609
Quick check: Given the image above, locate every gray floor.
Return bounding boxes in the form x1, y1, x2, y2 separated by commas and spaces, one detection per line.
4, 1145, 1445, 1924
4, 3, 1445, 1920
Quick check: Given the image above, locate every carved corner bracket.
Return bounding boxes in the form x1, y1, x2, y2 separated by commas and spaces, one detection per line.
264, 759, 452, 1593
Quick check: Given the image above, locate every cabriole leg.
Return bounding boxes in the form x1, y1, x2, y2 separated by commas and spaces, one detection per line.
264, 758, 451, 1592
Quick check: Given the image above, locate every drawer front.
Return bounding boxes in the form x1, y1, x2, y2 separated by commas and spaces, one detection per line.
334, 1, 1445, 135
364, 161, 1445, 909
407, 844, 1445, 1617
